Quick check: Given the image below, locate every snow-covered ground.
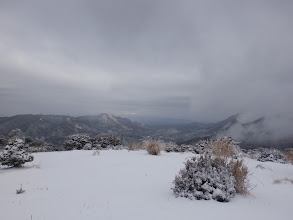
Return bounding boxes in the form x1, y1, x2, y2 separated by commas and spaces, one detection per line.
0, 150, 292, 220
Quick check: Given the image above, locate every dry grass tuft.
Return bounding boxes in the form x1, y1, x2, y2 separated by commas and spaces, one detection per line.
273, 178, 293, 184
231, 159, 250, 195
211, 137, 241, 159
255, 164, 265, 169
255, 164, 272, 171
146, 142, 161, 155
129, 143, 145, 151
142, 137, 166, 155
285, 151, 293, 164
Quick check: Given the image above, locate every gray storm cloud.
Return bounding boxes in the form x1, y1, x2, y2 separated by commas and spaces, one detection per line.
0, 0, 293, 124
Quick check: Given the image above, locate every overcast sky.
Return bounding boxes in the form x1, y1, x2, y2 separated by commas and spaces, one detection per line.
0, 0, 293, 122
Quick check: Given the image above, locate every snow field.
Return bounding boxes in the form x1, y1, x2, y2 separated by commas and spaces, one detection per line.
0, 150, 292, 220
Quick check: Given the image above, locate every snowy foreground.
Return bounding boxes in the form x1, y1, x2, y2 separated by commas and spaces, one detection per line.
0, 150, 292, 220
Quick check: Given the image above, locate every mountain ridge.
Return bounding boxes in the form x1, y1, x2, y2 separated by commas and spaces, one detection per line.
0, 113, 292, 149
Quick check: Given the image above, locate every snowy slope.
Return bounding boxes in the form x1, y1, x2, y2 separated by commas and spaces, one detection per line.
0, 150, 292, 220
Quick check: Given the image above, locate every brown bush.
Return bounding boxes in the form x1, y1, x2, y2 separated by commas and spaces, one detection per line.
141, 137, 166, 155
231, 159, 250, 195
211, 136, 241, 159
146, 142, 161, 155
285, 151, 293, 164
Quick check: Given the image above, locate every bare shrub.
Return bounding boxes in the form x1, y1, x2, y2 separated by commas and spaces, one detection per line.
211, 136, 241, 159
230, 159, 250, 195
92, 150, 100, 156
16, 185, 25, 194
273, 178, 293, 184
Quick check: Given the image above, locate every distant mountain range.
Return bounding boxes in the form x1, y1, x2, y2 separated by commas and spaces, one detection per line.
0, 113, 292, 149
0, 114, 150, 146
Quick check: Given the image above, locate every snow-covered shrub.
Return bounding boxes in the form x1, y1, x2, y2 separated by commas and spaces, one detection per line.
172, 156, 235, 202
0, 130, 58, 153
165, 142, 180, 152
211, 136, 242, 159
257, 148, 286, 163
142, 137, 166, 155
192, 140, 213, 154
8, 138, 25, 147
0, 139, 34, 167
165, 140, 212, 155
230, 159, 250, 195
83, 143, 92, 150
63, 133, 122, 151
63, 134, 91, 150
95, 134, 121, 148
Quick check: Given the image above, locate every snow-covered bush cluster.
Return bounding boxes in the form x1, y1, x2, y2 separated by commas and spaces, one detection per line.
23, 136, 60, 152
172, 156, 236, 202
0, 138, 34, 167
95, 134, 122, 148
165, 140, 212, 154
1, 129, 60, 153
256, 148, 286, 163
64, 134, 92, 150
165, 136, 242, 158
63, 133, 122, 150
165, 142, 180, 152
246, 148, 286, 163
